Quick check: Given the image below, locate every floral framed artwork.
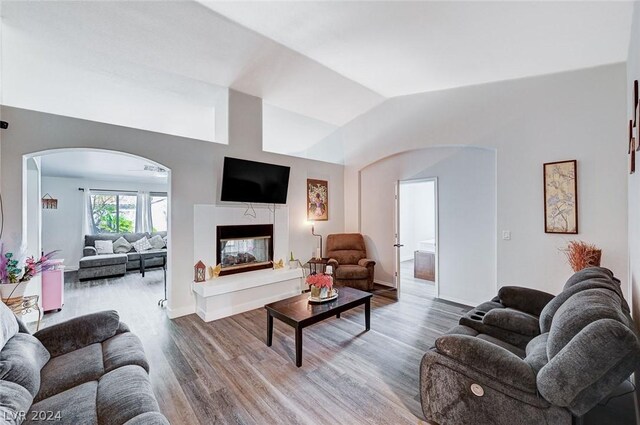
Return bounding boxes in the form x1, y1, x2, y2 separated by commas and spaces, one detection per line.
307, 179, 328, 221
544, 160, 578, 234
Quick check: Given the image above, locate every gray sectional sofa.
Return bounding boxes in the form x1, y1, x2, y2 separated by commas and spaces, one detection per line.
78, 232, 166, 281
0, 303, 168, 425
420, 267, 640, 425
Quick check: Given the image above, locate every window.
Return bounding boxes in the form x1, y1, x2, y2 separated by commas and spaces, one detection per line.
91, 193, 137, 233
150, 194, 168, 232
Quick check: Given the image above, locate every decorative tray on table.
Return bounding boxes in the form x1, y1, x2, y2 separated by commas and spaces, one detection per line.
308, 290, 338, 303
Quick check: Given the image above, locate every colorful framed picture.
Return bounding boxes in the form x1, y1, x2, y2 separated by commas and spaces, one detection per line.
307, 179, 328, 221
544, 160, 578, 234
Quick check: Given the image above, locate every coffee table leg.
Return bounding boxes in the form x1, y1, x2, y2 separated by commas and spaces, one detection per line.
295, 326, 303, 367
365, 298, 370, 331
336, 312, 341, 319
267, 312, 273, 347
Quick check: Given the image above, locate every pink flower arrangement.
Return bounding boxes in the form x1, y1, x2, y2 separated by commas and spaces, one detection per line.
305, 273, 333, 289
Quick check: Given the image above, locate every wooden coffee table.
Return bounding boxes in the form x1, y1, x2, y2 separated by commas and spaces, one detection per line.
265, 286, 372, 367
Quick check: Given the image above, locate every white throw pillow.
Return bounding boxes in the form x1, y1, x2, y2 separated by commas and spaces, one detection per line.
113, 237, 133, 254
0, 301, 19, 351
148, 235, 166, 250
94, 240, 114, 255
132, 237, 152, 253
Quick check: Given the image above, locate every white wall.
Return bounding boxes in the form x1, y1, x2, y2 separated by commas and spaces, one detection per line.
343, 64, 628, 298
399, 180, 435, 262
40, 176, 168, 270
1, 90, 345, 319
361, 147, 496, 306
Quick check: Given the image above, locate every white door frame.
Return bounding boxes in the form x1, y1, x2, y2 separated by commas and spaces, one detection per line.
395, 177, 439, 299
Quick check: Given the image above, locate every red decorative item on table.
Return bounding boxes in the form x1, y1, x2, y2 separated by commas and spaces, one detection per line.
306, 273, 335, 300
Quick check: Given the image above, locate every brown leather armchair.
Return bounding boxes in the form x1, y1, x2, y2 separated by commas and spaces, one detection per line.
326, 233, 376, 291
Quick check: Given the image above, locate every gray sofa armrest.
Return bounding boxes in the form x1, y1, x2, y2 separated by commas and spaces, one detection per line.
83, 246, 97, 257
498, 286, 555, 317
33, 310, 121, 357
124, 412, 170, 425
435, 334, 537, 393
357, 258, 376, 268
482, 308, 540, 336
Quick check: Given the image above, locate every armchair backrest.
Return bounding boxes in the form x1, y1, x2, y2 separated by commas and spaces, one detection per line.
326, 233, 367, 265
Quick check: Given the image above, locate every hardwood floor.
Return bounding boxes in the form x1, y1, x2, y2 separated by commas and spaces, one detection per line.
36, 269, 469, 424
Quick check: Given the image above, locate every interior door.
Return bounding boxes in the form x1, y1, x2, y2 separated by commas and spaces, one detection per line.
394, 180, 404, 298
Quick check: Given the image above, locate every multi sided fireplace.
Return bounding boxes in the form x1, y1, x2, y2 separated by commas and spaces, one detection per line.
216, 224, 274, 276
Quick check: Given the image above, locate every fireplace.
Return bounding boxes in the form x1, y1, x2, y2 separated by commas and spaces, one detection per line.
216, 224, 274, 276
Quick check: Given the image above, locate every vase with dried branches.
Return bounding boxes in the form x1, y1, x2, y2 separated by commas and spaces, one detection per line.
564, 240, 602, 272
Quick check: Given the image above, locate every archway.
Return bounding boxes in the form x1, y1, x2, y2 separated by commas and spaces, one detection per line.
21, 148, 172, 326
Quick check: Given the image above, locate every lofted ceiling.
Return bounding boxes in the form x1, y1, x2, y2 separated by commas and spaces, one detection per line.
0, 1, 634, 162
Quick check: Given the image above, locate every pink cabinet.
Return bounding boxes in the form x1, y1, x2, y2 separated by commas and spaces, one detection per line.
42, 260, 65, 312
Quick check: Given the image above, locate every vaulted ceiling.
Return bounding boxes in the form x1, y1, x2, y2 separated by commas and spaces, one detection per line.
0, 1, 633, 162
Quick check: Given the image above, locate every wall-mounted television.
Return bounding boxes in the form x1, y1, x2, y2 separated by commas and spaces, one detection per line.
220, 157, 290, 204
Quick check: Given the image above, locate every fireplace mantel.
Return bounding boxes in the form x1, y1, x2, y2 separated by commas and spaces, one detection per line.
192, 204, 302, 322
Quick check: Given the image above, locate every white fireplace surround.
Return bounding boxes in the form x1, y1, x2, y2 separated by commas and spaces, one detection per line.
192, 204, 304, 322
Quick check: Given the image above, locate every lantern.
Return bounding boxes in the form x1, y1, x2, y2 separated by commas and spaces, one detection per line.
194, 261, 206, 283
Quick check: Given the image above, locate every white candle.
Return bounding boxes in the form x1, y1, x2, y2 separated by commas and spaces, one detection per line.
316, 248, 321, 259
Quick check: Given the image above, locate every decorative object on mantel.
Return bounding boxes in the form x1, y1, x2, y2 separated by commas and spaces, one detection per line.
194, 260, 206, 283
543, 160, 578, 234
41, 193, 58, 209
207, 264, 221, 280
0, 247, 58, 304
273, 259, 284, 269
289, 251, 299, 269
306, 273, 336, 302
307, 179, 328, 221
564, 240, 601, 272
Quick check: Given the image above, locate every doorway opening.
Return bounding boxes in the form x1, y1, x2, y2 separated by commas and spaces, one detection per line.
22, 149, 171, 328
396, 178, 438, 299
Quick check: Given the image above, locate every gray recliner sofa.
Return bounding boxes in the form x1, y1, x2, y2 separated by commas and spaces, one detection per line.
79, 232, 166, 281
420, 267, 640, 425
0, 303, 168, 425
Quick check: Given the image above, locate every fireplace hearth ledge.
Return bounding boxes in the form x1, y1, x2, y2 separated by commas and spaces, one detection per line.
192, 268, 304, 322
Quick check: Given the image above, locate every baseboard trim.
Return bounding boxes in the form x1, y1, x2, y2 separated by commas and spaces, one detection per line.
437, 294, 474, 308
374, 280, 395, 288
166, 304, 196, 319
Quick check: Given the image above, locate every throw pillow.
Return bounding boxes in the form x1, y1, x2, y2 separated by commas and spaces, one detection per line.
113, 237, 133, 254
0, 301, 19, 351
94, 240, 114, 255
148, 235, 166, 250
132, 237, 152, 253
163, 235, 168, 246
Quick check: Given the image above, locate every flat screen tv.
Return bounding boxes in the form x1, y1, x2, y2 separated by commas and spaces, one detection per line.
221, 157, 291, 204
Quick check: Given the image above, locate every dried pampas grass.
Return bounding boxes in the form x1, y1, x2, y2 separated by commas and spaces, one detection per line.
565, 240, 601, 272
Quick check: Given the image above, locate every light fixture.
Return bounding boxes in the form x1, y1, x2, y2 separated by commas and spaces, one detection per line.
310, 221, 323, 259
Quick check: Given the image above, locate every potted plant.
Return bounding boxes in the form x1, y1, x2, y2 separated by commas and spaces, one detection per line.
564, 240, 601, 272
0, 246, 58, 303
289, 251, 299, 269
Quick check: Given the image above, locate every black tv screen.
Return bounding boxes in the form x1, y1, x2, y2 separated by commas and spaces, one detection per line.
221, 157, 291, 204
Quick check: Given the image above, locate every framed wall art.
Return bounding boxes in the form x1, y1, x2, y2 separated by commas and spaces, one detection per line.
307, 179, 328, 221
544, 160, 578, 234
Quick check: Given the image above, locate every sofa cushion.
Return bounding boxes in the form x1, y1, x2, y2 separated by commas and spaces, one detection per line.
113, 237, 133, 254
85, 234, 120, 248
97, 365, 161, 425
131, 237, 152, 253
148, 235, 166, 250
36, 343, 104, 402
0, 333, 50, 397
326, 233, 367, 265
102, 333, 149, 374
0, 301, 19, 351
335, 265, 369, 280
482, 308, 540, 337
79, 253, 127, 268
547, 288, 628, 359
525, 333, 549, 375
27, 381, 98, 425
0, 380, 33, 425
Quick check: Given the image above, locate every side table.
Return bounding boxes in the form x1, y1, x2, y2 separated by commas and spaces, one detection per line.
5, 295, 42, 331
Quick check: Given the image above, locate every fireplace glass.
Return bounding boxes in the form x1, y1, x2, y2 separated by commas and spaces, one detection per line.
220, 236, 271, 271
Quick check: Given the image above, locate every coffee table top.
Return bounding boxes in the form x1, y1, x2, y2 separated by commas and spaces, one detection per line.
265, 286, 372, 324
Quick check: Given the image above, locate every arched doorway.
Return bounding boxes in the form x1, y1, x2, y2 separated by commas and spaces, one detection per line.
21, 148, 172, 327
